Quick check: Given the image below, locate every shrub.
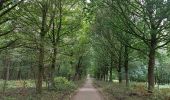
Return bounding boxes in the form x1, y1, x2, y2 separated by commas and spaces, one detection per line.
131, 83, 147, 95
54, 77, 76, 92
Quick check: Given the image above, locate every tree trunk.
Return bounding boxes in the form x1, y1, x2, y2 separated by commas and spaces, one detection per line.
106, 67, 109, 81
36, 2, 48, 93
3, 55, 10, 94
57, 64, 60, 74
118, 70, 122, 83
118, 48, 122, 83
148, 47, 155, 93
118, 58, 122, 83
73, 56, 82, 81
17, 68, 21, 80
109, 55, 113, 82
124, 46, 129, 86
36, 37, 45, 94
103, 74, 106, 81
109, 67, 113, 82
50, 46, 57, 88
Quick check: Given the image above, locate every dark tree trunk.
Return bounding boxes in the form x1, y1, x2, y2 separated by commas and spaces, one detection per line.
118, 48, 122, 83
109, 55, 113, 82
106, 67, 109, 82
147, 31, 157, 92
124, 46, 129, 86
36, 2, 48, 93
118, 70, 122, 83
148, 47, 155, 93
103, 74, 106, 81
109, 67, 113, 82
57, 65, 60, 74
73, 56, 82, 81
50, 46, 57, 88
17, 68, 21, 80
36, 37, 45, 94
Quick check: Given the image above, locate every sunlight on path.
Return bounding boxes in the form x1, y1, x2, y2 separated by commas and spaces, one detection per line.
72, 75, 103, 100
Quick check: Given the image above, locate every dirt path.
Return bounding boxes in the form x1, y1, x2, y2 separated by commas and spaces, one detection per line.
72, 77, 103, 100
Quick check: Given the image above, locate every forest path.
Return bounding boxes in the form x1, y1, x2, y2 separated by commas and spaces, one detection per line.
72, 76, 103, 100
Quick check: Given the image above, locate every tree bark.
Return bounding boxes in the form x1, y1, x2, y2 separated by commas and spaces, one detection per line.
50, 46, 57, 88
36, 36, 45, 94
148, 47, 155, 93
118, 47, 122, 83
106, 67, 109, 81
73, 56, 82, 81
36, 2, 48, 93
109, 55, 113, 82
109, 66, 113, 82
17, 68, 21, 80
124, 46, 129, 86
118, 70, 122, 83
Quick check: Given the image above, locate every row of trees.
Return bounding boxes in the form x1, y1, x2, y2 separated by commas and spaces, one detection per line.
90, 0, 170, 93
0, 0, 90, 94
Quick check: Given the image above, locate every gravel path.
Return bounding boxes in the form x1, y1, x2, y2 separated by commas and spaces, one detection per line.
72, 77, 103, 100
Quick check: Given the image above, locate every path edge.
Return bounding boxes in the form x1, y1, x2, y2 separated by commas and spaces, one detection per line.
92, 79, 106, 100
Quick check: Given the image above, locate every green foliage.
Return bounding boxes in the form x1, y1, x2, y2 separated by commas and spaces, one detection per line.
54, 77, 76, 91
129, 65, 147, 82
0, 80, 41, 89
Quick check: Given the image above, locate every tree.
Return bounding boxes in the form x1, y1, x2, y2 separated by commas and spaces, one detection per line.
104, 0, 170, 92
48, 0, 83, 88
17, 0, 55, 93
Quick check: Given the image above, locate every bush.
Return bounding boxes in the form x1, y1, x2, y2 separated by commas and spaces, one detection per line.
54, 77, 76, 92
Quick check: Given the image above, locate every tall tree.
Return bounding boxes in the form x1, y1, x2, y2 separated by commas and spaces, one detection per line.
17, 0, 55, 93
105, 0, 170, 92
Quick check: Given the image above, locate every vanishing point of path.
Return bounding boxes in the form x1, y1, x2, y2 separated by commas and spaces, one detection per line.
72, 77, 103, 100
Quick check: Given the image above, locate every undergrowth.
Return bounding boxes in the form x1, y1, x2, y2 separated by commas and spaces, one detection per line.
94, 80, 170, 100
0, 77, 84, 100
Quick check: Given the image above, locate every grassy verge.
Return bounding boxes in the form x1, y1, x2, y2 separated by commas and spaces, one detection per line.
93, 80, 170, 100
0, 78, 85, 100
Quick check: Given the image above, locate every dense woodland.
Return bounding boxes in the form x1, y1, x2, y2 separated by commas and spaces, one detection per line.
0, 0, 170, 100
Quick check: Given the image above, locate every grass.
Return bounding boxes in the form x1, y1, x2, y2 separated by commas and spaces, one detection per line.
0, 89, 72, 100
94, 80, 170, 100
0, 79, 37, 89
0, 78, 85, 100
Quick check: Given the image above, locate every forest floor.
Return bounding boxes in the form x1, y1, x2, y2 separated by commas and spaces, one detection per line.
71, 77, 104, 100
0, 79, 84, 100
1, 79, 170, 100
94, 80, 170, 100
